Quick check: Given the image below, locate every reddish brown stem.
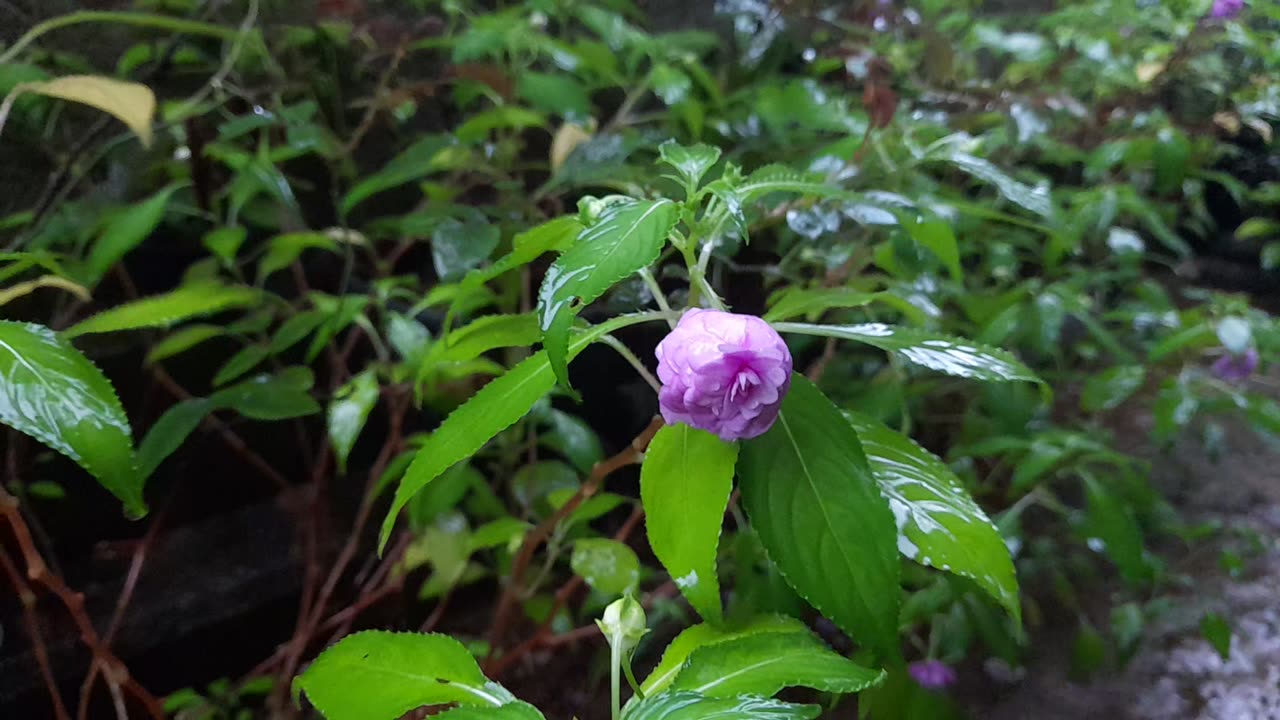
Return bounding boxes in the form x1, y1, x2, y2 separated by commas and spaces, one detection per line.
0, 544, 70, 720
486, 417, 664, 661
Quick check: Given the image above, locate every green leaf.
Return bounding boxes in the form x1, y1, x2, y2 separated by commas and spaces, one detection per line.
328, 370, 379, 473
763, 288, 881, 323
622, 692, 819, 720
434, 216, 500, 282
658, 140, 721, 192
379, 313, 658, 552
537, 407, 603, 473
902, 219, 962, 282
137, 399, 212, 480
1153, 128, 1190, 196
640, 616, 811, 696
409, 463, 482, 531
1201, 612, 1232, 660
773, 323, 1040, 384
536, 199, 677, 391
84, 184, 181, 285
439, 314, 541, 364
210, 368, 320, 421
670, 631, 885, 698
570, 538, 640, 596
518, 72, 591, 122
1261, 241, 1280, 271
65, 283, 260, 338
342, 135, 455, 214
736, 165, 853, 203
939, 153, 1053, 218
146, 324, 224, 364
257, 232, 336, 282
0, 322, 142, 516
202, 226, 247, 265
296, 631, 513, 720
270, 311, 326, 354
1079, 473, 1154, 586
1080, 366, 1146, 413
432, 702, 546, 720
738, 374, 900, 656
455, 107, 546, 144
846, 412, 1020, 622
459, 217, 582, 294
641, 423, 736, 624
214, 345, 269, 386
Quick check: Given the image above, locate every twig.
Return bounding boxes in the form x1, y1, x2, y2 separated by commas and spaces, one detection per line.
0, 544, 70, 720
0, 487, 165, 719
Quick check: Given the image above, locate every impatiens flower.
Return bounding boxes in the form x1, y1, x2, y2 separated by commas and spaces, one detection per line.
654, 309, 792, 442
1209, 0, 1245, 19
909, 660, 958, 690
1211, 347, 1259, 383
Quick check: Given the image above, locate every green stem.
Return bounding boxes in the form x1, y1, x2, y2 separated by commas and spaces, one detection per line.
610, 641, 623, 720
600, 334, 661, 394
0, 11, 237, 65
637, 267, 675, 328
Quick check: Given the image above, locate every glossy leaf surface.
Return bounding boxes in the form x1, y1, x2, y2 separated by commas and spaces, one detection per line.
622, 692, 818, 720
0, 322, 142, 516
670, 631, 885, 698
65, 283, 259, 338
738, 374, 900, 656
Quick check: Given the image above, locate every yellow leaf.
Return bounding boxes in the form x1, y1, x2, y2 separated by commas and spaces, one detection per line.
550, 123, 592, 173
1135, 62, 1166, 84
24, 75, 156, 146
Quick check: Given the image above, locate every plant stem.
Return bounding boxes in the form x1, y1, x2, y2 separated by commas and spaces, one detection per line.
600, 334, 661, 394
0, 11, 236, 65
611, 641, 623, 720
637, 267, 676, 328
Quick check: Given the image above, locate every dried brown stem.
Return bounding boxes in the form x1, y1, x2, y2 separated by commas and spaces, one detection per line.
0, 543, 69, 720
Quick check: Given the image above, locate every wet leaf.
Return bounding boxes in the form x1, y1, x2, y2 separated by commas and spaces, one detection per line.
570, 538, 640, 596
518, 72, 591, 122
257, 232, 337, 281
1080, 473, 1154, 586
774, 322, 1040, 384
214, 345, 269, 386
670, 631, 885, 698
459, 217, 582, 294
433, 216, 500, 282
431, 702, 546, 720
903, 219, 962, 282
940, 153, 1053, 219
83, 184, 181, 285
137, 398, 212, 481
641, 423, 736, 624
342, 135, 455, 214
66, 283, 259, 338
658, 140, 721, 192
763, 287, 880, 322
847, 412, 1020, 622
296, 631, 515, 719
738, 374, 901, 656
536, 198, 677, 392
0, 322, 142, 516
536, 407, 603, 473
438, 314, 540, 364
328, 370, 379, 473
210, 368, 320, 421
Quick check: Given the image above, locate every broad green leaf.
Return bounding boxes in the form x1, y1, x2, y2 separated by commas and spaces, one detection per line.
518, 72, 591, 122
763, 288, 880, 323
296, 631, 511, 720
1201, 613, 1232, 660
65, 283, 260, 338
328, 370, 379, 473
409, 463, 483, 531
670, 631, 885, 698
270, 311, 326, 354
1153, 128, 1190, 195
137, 398, 212, 481
1079, 473, 1154, 586
940, 153, 1053, 218
846, 412, 1020, 622
640, 616, 810, 696
641, 423, 736, 624
536, 199, 677, 390
0, 322, 142, 516
622, 692, 819, 720
902, 219, 962, 282
342, 135, 455, 214
214, 345, 269, 386
387, 312, 432, 365
658, 140, 721, 192
1080, 366, 1146, 413
202, 226, 247, 265
736, 165, 853, 203
20, 75, 155, 145
738, 374, 900, 656
146, 325, 224, 364
570, 538, 640, 596
84, 184, 181, 285
378, 313, 659, 551
210, 368, 320, 421
773, 322, 1040, 384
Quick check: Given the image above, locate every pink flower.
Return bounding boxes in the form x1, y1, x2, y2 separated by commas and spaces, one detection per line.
1210, 0, 1245, 19
908, 660, 957, 690
655, 309, 792, 441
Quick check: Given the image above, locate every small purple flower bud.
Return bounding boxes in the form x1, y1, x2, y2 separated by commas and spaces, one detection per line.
909, 660, 958, 690
654, 309, 792, 442
1209, 0, 1245, 19
1211, 347, 1259, 383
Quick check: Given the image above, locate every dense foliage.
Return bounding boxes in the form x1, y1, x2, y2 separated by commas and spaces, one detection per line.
0, 1, 1277, 718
